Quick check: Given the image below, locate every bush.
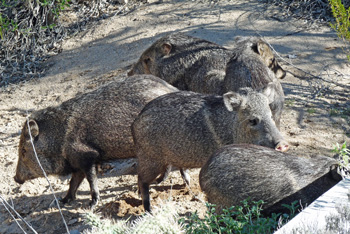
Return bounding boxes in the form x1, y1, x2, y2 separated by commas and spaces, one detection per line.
333, 142, 350, 178
180, 200, 299, 234
329, 0, 350, 60
0, 0, 70, 85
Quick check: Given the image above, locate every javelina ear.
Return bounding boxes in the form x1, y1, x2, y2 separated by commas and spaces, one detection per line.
256, 41, 268, 55
161, 43, 172, 55
26, 119, 39, 138
223, 92, 244, 112
262, 82, 277, 104
257, 41, 274, 62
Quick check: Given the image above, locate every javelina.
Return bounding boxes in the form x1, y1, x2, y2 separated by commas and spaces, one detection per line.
225, 37, 285, 127
132, 88, 289, 212
128, 32, 231, 92
199, 144, 342, 215
14, 74, 178, 209
232, 36, 286, 79
128, 33, 285, 127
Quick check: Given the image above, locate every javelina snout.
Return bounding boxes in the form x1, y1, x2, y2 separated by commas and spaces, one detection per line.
132, 88, 289, 212
199, 144, 341, 215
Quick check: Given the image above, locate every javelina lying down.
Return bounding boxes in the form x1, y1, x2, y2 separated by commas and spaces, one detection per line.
14, 74, 178, 209
199, 144, 342, 215
132, 88, 289, 212
128, 33, 286, 128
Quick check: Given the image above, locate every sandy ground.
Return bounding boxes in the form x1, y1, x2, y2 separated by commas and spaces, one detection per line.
1, 0, 350, 233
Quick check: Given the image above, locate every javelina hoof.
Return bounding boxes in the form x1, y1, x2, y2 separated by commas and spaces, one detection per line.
13, 175, 25, 184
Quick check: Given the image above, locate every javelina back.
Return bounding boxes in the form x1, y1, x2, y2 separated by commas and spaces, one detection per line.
132, 88, 289, 212
128, 33, 286, 127
199, 144, 342, 215
14, 74, 178, 209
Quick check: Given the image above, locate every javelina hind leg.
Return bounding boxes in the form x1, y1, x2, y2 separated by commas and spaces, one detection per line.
85, 165, 100, 210
61, 171, 85, 204
137, 160, 167, 212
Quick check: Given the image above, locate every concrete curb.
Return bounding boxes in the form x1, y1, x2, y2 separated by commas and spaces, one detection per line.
275, 179, 350, 233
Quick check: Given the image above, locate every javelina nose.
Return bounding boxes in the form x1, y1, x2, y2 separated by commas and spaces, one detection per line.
275, 141, 289, 152
14, 175, 24, 184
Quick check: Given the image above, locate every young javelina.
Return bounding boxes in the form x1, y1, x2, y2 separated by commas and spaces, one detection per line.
132, 88, 289, 212
14, 75, 178, 209
128, 33, 286, 128
199, 144, 342, 215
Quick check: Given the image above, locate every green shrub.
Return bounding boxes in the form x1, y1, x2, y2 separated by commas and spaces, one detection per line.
0, 0, 70, 85
180, 200, 299, 234
329, 0, 350, 60
333, 142, 350, 178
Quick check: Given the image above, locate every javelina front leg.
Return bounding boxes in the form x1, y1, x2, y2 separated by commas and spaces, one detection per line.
61, 171, 85, 204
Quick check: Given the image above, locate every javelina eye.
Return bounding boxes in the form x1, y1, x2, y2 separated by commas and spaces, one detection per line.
249, 119, 259, 126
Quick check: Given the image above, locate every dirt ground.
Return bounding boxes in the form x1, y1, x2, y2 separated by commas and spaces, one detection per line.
1, 0, 350, 233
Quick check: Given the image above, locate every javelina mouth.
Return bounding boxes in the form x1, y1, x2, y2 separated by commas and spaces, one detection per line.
14, 175, 25, 184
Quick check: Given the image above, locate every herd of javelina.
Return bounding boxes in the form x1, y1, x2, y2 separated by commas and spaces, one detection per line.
14, 33, 343, 215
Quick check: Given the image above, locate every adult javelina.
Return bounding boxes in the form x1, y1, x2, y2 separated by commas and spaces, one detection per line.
128, 33, 286, 128
225, 37, 285, 127
132, 88, 289, 212
128, 32, 231, 92
199, 144, 342, 215
14, 75, 178, 209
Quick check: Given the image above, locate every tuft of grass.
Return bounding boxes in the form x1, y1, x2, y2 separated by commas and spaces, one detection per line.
83, 201, 185, 234
330, 108, 350, 119
307, 108, 316, 114
285, 99, 295, 107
